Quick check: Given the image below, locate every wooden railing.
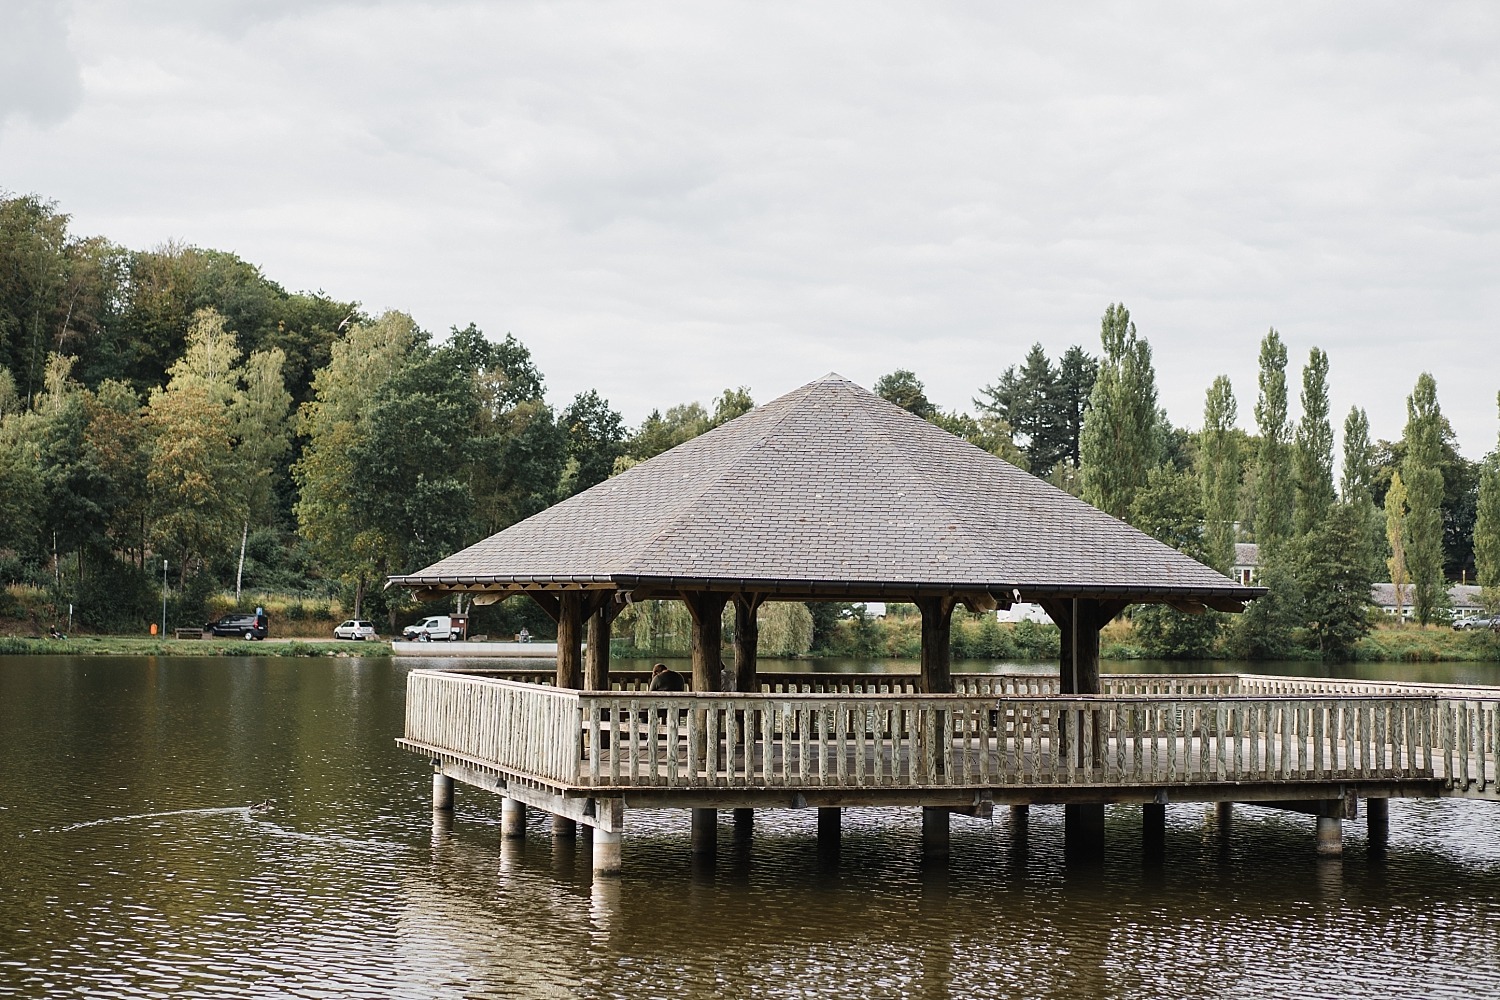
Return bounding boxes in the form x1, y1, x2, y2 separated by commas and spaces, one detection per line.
402, 671, 1500, 796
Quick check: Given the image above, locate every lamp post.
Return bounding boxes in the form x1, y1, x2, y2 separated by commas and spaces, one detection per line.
161, 559, 168, 636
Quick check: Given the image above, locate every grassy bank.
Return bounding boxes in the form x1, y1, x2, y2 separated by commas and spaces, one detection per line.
0, 635, 392, 657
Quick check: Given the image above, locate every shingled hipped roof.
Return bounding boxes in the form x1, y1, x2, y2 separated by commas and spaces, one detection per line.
389, 374, 1261, 607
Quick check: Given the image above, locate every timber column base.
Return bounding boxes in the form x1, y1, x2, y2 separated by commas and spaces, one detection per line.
733, 808, 754, 843
501, 797, 527, 839
1366, 797, 1389, 850
592, 828, 622, 876
818, 807, 841, 852
691, 808, 718, 854
1316, 815, 1343, 856
432, 772, 454, 811
1065, 804, 1105, 860
553, 815, 577, 839
1142, 802, 1165, 859
921, 807, 949, 859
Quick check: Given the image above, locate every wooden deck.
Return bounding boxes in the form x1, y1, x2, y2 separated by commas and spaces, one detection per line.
399, 670, 1500, 807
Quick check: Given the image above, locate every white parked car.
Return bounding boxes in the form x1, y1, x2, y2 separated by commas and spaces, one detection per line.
402, 615, 465, 641
333, 619, 377, 641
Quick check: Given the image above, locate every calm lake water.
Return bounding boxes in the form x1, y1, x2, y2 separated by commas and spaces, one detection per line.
3, 654, 1499, 999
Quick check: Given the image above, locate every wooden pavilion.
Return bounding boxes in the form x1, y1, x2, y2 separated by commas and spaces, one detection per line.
390, 375, 1498, 872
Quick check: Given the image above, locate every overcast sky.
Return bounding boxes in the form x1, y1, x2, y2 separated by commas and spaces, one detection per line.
4, 1, 1497, 456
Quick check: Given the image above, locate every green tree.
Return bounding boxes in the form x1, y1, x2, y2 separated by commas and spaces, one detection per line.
1054, 345, 1099, 469
1080, 303, 1161, 521
976, 344, 1060, 474
560, 389, 625, 497
875, 369, 937, 418
1293, 347, 1334, 536
1253, 329, 1293, 552
1128, 465, 1222, 657
1199, 375, 1239, 574
1229, 555, 1303, 659
293, 311, 424, 616
1476, 393, 1500, 614
712, 386, 755, 425
928, 410, 1027, 468
1340, 406, 1383, 579
1385, 471, 1409, 619
1297, 501, 1376, 659
1401, 373, 1449, 625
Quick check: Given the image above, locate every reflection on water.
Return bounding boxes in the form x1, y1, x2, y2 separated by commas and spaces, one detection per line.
2, 655, 1499, 999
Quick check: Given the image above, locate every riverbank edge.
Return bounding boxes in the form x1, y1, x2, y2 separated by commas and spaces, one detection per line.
6, 626, 1500, 663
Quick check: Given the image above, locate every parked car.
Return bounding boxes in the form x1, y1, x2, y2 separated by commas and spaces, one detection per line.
333, 619, 377, 641
401, 615, 465, 641
1455, 615, 1499, 631
205, 613, 268, 639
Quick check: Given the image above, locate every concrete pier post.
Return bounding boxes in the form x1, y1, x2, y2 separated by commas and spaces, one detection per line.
691, 808, 718, 854
553, 815, 577, 839
1142, 802, 1165, 859
732, 808, 754, 843
501, 797, 527, 839
1316, 814, 1343, 856
432, 771, 454, 811
1064, 803, 1105, 860
921, 806, 949, 859
818, 807, 841, 852
592, 827, 622, 876
1366, 797, 1389, 850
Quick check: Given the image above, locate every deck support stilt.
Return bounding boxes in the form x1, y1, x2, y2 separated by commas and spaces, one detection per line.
1009, 804, 1029, 829
432, 772, 453, 811
818, 807, 841, 852
921, 806, 949, 858
733, 808, 754, 843
1142, 802, 1165, 858
553, 815, 576, 839
592, 827, 622, 876
1064, 803, 1105, 860
1366, 797, 1389, 849
1215, 801, 1233, 833
501, 797, 526, 839
1316, 804, 1343, 856
691, 808, 717, 854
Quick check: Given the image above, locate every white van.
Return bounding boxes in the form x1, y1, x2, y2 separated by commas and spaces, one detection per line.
402, 615, 466, 641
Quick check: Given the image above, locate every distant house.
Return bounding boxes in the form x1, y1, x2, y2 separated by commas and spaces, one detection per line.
1370, 583, 1484, 621
999, 602, 1055, 625
1230, 543, 1259, 586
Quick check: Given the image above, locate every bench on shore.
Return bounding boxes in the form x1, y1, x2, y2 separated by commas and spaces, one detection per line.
174, 628, 204, 640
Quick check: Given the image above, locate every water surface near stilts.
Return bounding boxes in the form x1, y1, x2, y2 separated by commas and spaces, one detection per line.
2, 655, 1498, 999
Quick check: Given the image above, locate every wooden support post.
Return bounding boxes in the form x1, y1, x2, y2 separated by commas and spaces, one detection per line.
592, 827, 622, 876
1215, 801, 1233, 833
921, 806, 949, 859
553, 814, 576, 839
818, 807, 841, 852
501, 797, 526, 839
1010, 804, 1030, 831
432, 771, 453, 811
733, 808, 754, 843
585, 599, 621, 692
684, 593, 729, 692
1316, 801, 1343, 856
1142, 802, 1165, 859
917, 597, 954, 694
556, 592, 584, 689
733, 594, 764, 693
1064, 804, 1105, 860
692, 808, 718, 854
1366, 797, 1389, 850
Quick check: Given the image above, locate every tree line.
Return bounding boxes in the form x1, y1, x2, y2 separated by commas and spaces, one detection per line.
3, 192, 1499, 654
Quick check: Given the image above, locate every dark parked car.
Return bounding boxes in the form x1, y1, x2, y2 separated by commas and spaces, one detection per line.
205, 613, 268, 639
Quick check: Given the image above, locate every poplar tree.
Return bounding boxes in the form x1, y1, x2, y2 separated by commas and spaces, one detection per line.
1472, 393, 1500, 614
1293, 347, 1334, 537
1385, 471, 1409, 620
1401, 373, 1449, 625
1080, 303, 1160, 521
1340, 406, 1383, 579
1199, 375, 1239, 574
1253, 329, 1293, 551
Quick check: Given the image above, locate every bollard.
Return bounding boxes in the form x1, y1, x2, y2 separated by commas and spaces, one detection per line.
501, 797, 527, 839
432, 772, 454, 811
592, 827, 622, 876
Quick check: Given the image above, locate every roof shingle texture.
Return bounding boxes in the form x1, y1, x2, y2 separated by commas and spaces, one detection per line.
393, 374, 1254, 600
